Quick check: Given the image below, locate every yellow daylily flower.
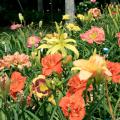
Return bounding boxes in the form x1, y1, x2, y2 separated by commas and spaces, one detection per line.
72, 52, 112, 81
38, 23, 79, 58
77, 14, 85, 20
62, 14, 70, 20
66, 23, 81, 31
48, 95, 56, 105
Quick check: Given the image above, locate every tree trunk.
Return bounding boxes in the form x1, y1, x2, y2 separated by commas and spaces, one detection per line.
65, 0, 75, 22
38, 0, 43, 12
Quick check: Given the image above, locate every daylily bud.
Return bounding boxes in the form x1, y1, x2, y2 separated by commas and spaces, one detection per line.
18, 13, 24, 24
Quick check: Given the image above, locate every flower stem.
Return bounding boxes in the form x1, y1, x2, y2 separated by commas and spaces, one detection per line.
105, 80, 115, 120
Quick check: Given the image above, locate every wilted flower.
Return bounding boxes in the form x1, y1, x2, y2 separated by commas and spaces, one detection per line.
27, 35, 41, 48
80, 26, 105, 44
72, 52, 112, 81
0, 73, 10, 99
10, 71, 26, 100
10, 23, 22, 30
66, 23, 81, 31
0, 59, 5, 71
62, 14, 70, 20
41, 54, 63, 76
88, 8, 101, 18
116, 32, 120, 47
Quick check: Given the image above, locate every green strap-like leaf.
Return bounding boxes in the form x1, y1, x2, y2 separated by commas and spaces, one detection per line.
24, 110, 40, 120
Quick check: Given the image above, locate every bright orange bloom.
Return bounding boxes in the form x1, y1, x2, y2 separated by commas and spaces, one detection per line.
41, 54, 63, 76
10, 71, 26, 100
107, 61, 120, 83
68, 75, 93, 94
59, 91, 86, 120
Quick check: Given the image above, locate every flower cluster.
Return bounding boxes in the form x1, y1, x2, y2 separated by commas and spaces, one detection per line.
59, 75, 93, 120
0, 52, 31, 70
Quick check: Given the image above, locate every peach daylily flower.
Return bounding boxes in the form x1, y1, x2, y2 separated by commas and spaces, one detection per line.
27, 35, 41, 48
72, 53, 112, 80
88, 8, 101, 18
80, 26, 105, 44
3, 52, 31, 70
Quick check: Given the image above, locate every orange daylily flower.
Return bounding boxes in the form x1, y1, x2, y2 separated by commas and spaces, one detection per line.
10, 71, 26, 100
68, 75, 93, 94
41, 54, 63, 76
59, 90, 86, 120
72, 52, 112, 80
107, 61, 120, 83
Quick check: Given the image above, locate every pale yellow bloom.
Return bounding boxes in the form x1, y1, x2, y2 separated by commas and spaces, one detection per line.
38, 22, 79, 58
66, 23, 81, 31
62, 14, 70, 20
77, 14, 85, 20
72, 52, 112, 80
48, 95, 56, 105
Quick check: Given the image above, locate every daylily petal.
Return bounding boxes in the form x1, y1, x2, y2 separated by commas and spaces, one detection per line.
79, 70, 93, 80
73, 59, 89, 70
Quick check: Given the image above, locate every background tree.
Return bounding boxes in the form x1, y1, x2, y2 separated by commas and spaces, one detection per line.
65, 0, 75, 22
